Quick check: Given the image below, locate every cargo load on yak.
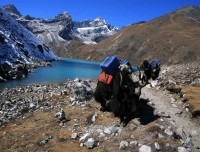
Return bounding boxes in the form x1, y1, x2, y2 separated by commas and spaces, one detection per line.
149, 60, 161, 69
98, 56, 133, 84
100, 56, 120, 76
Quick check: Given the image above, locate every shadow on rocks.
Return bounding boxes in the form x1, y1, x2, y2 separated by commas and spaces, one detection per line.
104, 98, 160, 127
136, 98, 160, 125
122, 98, 160, 126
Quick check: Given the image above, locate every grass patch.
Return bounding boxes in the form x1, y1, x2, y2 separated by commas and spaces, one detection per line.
181, 84, 200, 117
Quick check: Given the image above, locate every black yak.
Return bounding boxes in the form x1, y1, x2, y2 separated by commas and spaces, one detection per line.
94, 64, 141, 126
138, 60, 160, 86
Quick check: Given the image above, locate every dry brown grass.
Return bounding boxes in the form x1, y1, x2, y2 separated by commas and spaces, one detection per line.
181, 84, 200, 116
0, 91, 183, 152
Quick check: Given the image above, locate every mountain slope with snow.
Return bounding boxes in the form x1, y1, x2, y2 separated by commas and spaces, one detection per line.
3, 5, 118, 57
74, 17, 118, 44
0, 7, 57, 64
72, 5, 200, 65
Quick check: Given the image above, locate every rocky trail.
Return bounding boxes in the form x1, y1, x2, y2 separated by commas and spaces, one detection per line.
141, 86, 200, 152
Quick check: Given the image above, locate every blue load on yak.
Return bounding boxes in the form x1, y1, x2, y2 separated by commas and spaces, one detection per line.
120, 59, 134, 72
100, 56, 120, 76
149, 60, 160, 68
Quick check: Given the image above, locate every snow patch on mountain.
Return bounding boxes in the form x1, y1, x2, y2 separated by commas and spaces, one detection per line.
74, 17, 118, 44
0, 7, 57, 64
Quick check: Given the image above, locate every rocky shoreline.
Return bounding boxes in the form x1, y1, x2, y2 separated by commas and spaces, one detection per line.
0, 71, 200, 151
0, 60, 52, 82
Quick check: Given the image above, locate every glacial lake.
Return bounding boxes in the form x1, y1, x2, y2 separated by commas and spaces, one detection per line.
0, 58, 137, 89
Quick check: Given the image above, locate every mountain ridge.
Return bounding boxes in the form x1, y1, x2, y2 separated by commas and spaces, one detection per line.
2, 4, 118, 57
71, 5, 200, 65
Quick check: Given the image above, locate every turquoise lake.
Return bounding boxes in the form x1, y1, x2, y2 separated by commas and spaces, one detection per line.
0, 58, 137, 89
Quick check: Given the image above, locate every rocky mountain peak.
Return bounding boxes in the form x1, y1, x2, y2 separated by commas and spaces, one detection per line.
171, 5, 200, 21
54, 11, 71, 21
2, 4, 118, 57
2, 4, 21, 18
91, 17, 106, 27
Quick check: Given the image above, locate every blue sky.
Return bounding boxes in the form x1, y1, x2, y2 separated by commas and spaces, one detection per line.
0, 0, 200, 28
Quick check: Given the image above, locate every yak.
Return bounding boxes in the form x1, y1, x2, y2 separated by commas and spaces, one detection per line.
94, 64, 141, 126
138, 60, 160, 86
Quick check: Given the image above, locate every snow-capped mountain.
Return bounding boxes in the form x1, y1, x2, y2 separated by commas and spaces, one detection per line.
74, 17, 118, 44
0, 7, 57, 64
2, 5, 118, 56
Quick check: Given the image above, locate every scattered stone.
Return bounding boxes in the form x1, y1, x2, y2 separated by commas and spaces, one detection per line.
80, 143, 84, 147
129, 140, 138, 146
144, 135, 152, 141
164, 128, 173, 136
172, 104, 178, 108
55, 109, 67, 122
108, 126, 119, 135
178, 147, 188, 152
98, 132, 105, 138
154, 142, 161, 150
79, 133, 91, 143
149, 101, 155, 106
40, 139, 49, 145
151, 80, 158, 88
71, 133, 78, 139
119, 141, 128, 150
92, 131, 100, 137
72, 124, 79, 130
174, 109, 183, 115
85, 138, 95, 149
96, 129, 103, 133
71, 79, 93, 101
129, 123, 137, 131
104, 128, 112, 135
166, 143, 170, 147
158, 111, 170, 118
158, 133, 164, 139
185, 108, 190, 112
139, 145, 152, 152
91, 112, 97, 122
171, 97, 176, 103
176, 128, 187, 141
190, 130, 199, 136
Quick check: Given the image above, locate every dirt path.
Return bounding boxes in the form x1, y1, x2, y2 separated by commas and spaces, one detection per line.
141, 86, 200, 151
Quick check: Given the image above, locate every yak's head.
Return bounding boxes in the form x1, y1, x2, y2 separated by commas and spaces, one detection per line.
118, 64, 133, 88
151, 64, 160, 80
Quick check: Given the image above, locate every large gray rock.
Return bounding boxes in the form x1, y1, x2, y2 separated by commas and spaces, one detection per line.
71, 79, 93, 101
139, 145, 152, 152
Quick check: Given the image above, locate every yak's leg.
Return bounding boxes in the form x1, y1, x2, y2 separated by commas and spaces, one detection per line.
100, 100, 107, 112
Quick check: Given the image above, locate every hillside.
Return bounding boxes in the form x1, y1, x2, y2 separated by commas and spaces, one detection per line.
72, 5, 200, 65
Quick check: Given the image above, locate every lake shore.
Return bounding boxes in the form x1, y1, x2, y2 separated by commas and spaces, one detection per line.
0, 58, 102, 90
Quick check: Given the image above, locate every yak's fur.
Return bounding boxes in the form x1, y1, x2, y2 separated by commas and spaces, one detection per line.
94, 64, 141, 126
139, 60, 160, 85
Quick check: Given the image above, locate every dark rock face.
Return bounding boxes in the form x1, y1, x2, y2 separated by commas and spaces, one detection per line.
0, 34, 5, 42
0, 61, 52, 81
91, 34, 109, 43
0, 7, 57, 81
2, 4, 22, 18
37, 45, 44, 54
58, 19, 74, 40
0, 62, 28, 80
